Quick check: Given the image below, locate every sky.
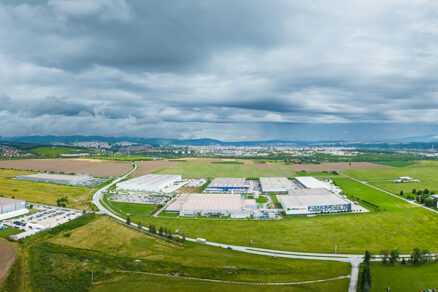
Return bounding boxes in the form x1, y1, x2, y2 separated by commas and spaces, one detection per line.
1, 0, 438, 141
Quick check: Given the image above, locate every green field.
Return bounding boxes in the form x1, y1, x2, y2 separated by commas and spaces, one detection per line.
93, 273, 350, 292
0, 169, 92, 209
372, 161, 418, 167
31, 146, 92, 158
359, 262, 438, 291
154, 161, 293, 178
342, 160, 438, 196
109, 201, 159, 219
0, 216, 347, 291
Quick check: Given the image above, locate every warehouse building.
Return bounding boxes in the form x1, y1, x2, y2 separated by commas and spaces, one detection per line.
260, 177, 295, 193
0, 197, 28, 220
205, 178, 248, 193
278, 188, 351, 215
294, 176, 331, 190
166, 193, 254, 217
117, 174, 182, 192
15, 173, 94, 186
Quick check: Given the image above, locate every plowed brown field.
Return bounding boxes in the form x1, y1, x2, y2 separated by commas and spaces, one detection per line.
0, 240, 15, 285
0, 159, 133, 177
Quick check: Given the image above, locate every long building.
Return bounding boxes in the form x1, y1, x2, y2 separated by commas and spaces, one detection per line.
0, 197, 27, 220
166, 193, 255, 217
294, 176, 331, 190
260, 177, 295, 193
117, 174, 182, 192
15, 173, 93, 186
278, 188, 351, 215
205, 178, 248, 193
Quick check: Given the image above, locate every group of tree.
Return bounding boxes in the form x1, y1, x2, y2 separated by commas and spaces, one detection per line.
361, 251, 372, 292
400, 188, 438, 208
56, 197, 68, 207
148, 224, 186, 243
381, 248, 434, 265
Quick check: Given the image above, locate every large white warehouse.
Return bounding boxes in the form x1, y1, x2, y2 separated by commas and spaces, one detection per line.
166, 193, 255, 217
0, 197, 28, 220
15, 173, 93, 186
117, 174, 182, 192
278, 188, 351, 215
294, 176, 331, 190
260, 177, 295, 193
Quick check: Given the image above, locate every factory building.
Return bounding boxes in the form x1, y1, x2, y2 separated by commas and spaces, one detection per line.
205, 178, 248, 193
278, 188, 351, 215
294, 176, 331, 190
166, 193, 254, 217
15, 173, 94, 186
260, 177, 295, 193
116, 174, 182, 192
0, 197, 28, 220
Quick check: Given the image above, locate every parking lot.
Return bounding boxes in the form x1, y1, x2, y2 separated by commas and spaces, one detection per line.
1, 206, 83, 240
110, 193, 169, 205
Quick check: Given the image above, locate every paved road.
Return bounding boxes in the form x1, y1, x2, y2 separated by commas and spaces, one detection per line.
92, 165, 437, 292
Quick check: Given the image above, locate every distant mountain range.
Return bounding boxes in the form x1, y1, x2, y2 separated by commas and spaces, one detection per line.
1, 135, 438, 148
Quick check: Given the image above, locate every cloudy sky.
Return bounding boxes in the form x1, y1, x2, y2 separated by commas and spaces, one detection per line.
1, 0, 438, 141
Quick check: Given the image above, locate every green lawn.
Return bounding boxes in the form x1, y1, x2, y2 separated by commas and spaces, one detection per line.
31, 146, 91, 157
93, 273, 350, 292
0, 228, 22, 238
153, 161, 294, 178
108, 201, 158, 219
342, 160, 438, 196
360, 262, 438, 291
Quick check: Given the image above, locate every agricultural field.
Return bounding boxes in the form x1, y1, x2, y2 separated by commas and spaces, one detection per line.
153, 160, 293, 178
0, 169, 91, 209
132, 160, 178, 177
1, 215, 350, 291
0, 240, 15, 286
30, 147, 92, 158
342, 160, 438, 196
361, 262, 438, 291
0, 159, 133, 177
286, 162, 392, 172
372, 161, 418, 167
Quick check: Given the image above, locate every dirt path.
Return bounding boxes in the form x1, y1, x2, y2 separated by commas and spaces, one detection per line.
0, 240, 16, 286
111, 270, 350, 286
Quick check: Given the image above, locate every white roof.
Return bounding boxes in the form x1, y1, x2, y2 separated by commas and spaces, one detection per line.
294, 176, 330, 189
260, 177, 294, 191
288, 188, 332, 196
168, 194, 243, 212
16, 173, 92, 181
279, 194, 349, 208
117, 174, 180, 188
208, 178, 246, 188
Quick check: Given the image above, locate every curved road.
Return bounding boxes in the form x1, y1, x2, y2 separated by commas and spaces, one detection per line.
93, 163, 436, 292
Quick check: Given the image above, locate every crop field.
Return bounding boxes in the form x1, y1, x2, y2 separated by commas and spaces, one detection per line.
0, 169, 91, 209
132, 160, 178, 177
287, 162, 392, 172
107, 177, 438, 254
373, 161, 418, 167
362, 262, 438, 291
0, 240, 15, 286
154, 160, 293, 178
342, 160, 438, 195
31, 147, 92, 158
0, 159, 133, 177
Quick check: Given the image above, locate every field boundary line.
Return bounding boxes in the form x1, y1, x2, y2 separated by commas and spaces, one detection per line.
339, 172, 438, 214
113, 270, 350, 285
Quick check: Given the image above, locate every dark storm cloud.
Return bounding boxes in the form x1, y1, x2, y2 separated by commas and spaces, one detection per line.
1, 0, 438, 140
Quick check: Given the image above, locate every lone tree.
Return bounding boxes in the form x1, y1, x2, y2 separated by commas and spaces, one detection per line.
137, 222, 142, 230
159, 227, 163, 236
381, 250, 389, 264
126, 216, 131, 225
410, 248, 423, 265
412, 188, 416, 194
361, 251, 372, 292
389, 249, 400, 264
399, 190, 404, 197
